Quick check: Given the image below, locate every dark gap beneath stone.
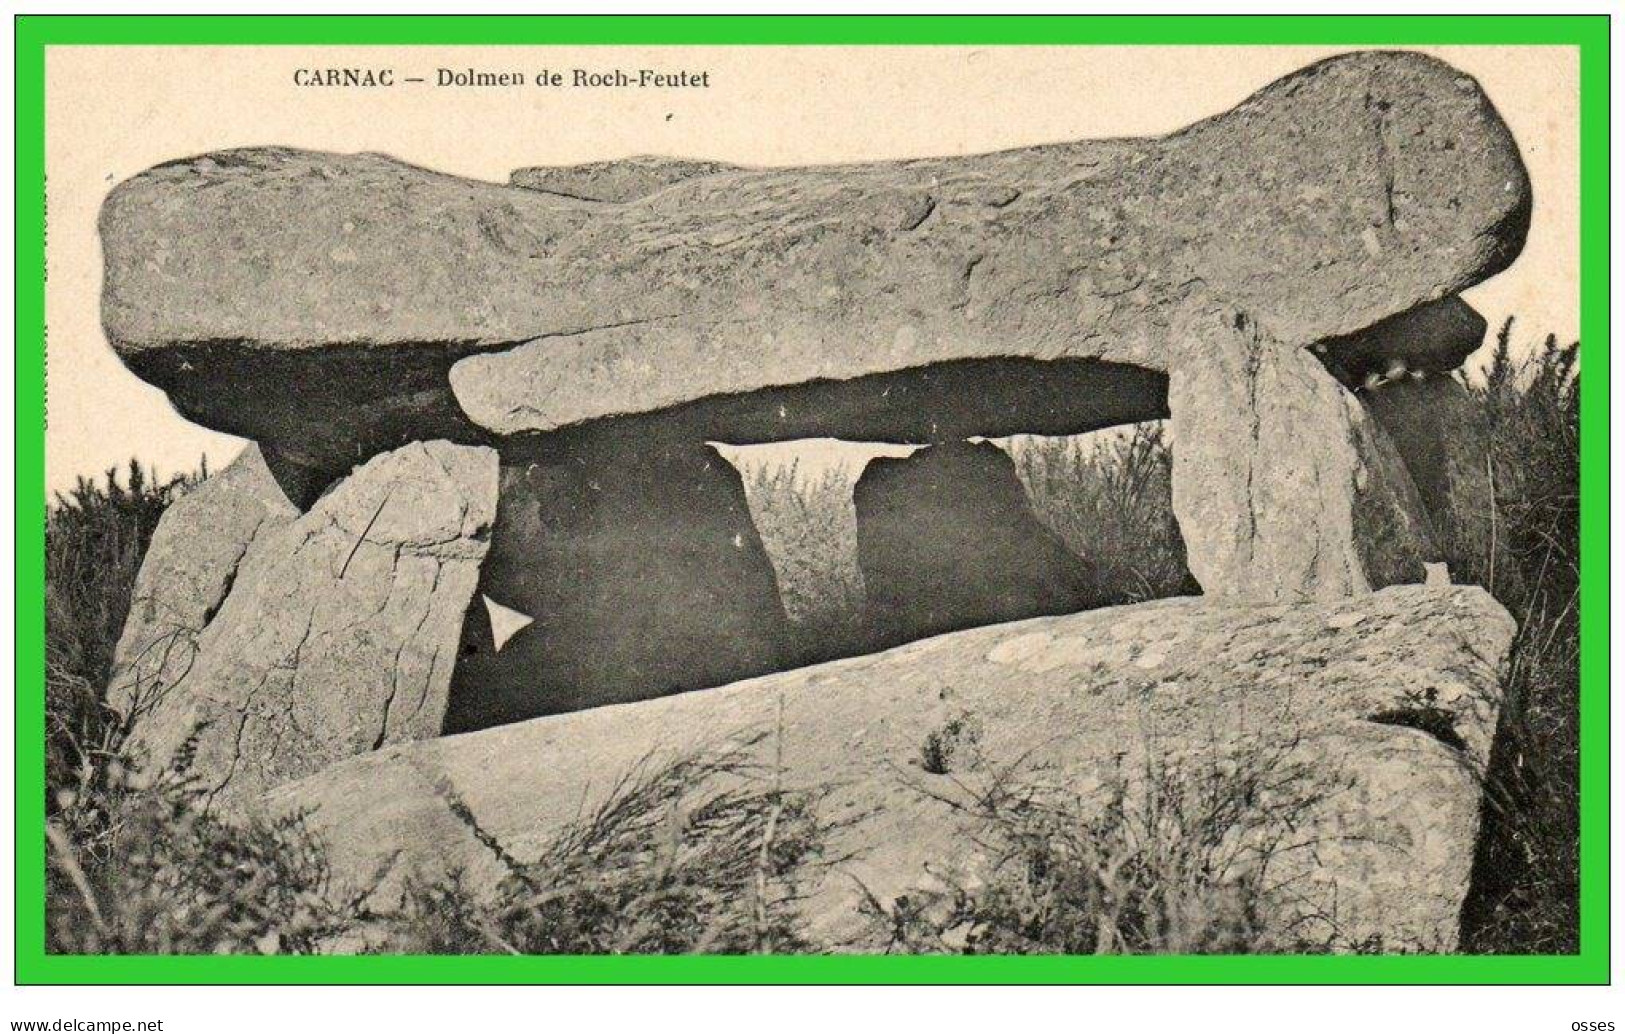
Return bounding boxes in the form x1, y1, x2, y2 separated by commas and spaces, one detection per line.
1367, 705, 1469, 753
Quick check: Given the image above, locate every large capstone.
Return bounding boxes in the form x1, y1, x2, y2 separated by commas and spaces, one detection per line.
854, 441, 1102, 648
99, 50, 1531, 621
102, 52, 1527, 495
441, 436, 793, 731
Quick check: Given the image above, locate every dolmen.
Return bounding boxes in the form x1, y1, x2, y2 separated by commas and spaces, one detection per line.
102, 50, 1528, 805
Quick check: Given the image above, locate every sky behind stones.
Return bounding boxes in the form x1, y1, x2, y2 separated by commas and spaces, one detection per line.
44, 45, 1578, 494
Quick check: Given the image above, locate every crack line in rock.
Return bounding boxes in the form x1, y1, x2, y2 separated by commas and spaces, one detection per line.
338, 487, 394, 580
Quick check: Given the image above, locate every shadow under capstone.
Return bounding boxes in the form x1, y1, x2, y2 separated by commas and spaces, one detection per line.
440, 434, 793, 733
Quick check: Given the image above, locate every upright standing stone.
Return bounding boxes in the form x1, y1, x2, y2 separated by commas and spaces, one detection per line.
854, 441, 1100, 647
1169, 309, 1437, 601
109, 444, 297, 720
1365, 375, 1520, 597
126, 441, 498, 804
442, 436, 793, 731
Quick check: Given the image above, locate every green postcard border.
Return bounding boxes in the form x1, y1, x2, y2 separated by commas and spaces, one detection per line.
12, 13, 1610, 986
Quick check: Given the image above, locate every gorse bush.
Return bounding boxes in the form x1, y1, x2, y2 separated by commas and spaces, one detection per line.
1448, 321, 1580, 614
1458, 322, 1581, 954
46, 460, 202, 818
47, 763, 346, 955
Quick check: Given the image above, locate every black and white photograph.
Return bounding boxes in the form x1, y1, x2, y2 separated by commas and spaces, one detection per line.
35, 28, 1587, 984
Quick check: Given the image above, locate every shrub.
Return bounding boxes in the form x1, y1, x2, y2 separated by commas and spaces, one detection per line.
742, 458, 867, 659
1457, 323, 1581, 953
1010, 423, 1198, 606
46, 459, 202, 817
47, 760, 347, 955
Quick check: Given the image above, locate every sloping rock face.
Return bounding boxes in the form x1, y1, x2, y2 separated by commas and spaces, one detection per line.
441, 437, 792, 731
269, 585, 1512, 952
126, 441, 497, 804
1364, 375, 1518, 593
109, 445, 297, 718
855, 441, 1102, 647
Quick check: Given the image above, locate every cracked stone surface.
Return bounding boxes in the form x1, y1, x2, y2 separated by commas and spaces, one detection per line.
109, 444, 298, 719
101, 52, 1527, 489
1170, 307, 1438, 602
125, 441, 498, 804
854, 441, 1103, 649
269, 585, 1511, 952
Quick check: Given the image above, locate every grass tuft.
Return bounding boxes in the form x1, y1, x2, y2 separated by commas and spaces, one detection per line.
865, 739, 1340, 955
384, 733, 838, 955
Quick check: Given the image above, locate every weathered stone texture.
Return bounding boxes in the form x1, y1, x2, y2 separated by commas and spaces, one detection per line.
97, 52, 1531, 605
102, 52, 1527, 462
510, 157, 740, 202
269, 585, 1511, 952
126, 441, 497, 803
1169, 309, 1437, 602
109, 444, 297, 718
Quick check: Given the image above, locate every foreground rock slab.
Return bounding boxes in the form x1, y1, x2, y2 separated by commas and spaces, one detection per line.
269, 585, 1512, 952
127, 441, 498, 803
